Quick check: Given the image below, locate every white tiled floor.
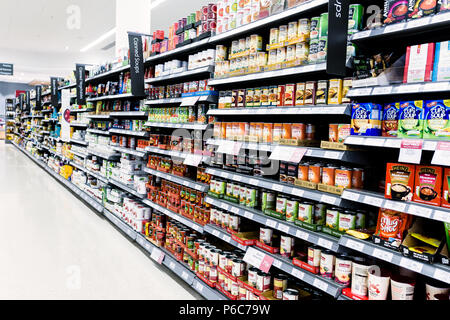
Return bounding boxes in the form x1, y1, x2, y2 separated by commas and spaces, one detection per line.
0, 141, 202, 300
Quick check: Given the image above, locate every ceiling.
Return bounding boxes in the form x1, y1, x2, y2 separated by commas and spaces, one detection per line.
0, 0, 213, 85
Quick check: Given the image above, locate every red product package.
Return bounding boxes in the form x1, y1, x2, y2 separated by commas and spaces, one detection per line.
375, 208, 413, 246
403, 43, 435, 83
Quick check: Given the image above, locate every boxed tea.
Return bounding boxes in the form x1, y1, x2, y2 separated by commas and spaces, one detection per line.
432, 41, 450, 82
442, 168, 450, 208
382, 103, 400, 137
351, 103, 383, 136
328, 79, 343, 105
413, 165, 443, 207
398, 100, 424, 138
404, 43, 435, 83
316, 80, 328, 105
385, 163, 415, 201
423, 100, 450, 140
304, 81, 317, 105
295, 82, 306, 106
383, 0, 409, 24
408, 0, 438, 18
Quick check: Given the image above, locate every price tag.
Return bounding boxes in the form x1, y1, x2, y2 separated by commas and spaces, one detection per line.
321, 195, 337, 205
397, 84, 422, 93
223, 235, 231, 243
432, 142, 450, 166
150, 248, 165, 264
353, 88, 373, 96
183, 154, 203, 167
373, 248, 394, 263
313, 279, 329, 292
399, 139, 423, 164
182, 181, 190, 187
318, 238, 333, 250
295, 230, 309, 241
272, 184, 284, 192
212, 230, 220, 237
273, 259, 282, 268
181, 271, 189, 280
432, 11, 450, 23
384, 200, 407, 212
324, 151, 341, 160
363, 196, 384, 207
278, 224, 290, 234
433, 269, 450, 284
384, 23, 405, 33
424, 140, 438, 151
291, 188, 304, 197
243, 247, 274, 273
244, 212, 254, 220
345, 136, 365, 145
352, 30, 371, 40
408, 205, 432, 219
169, 261, 176, 270
434, 210, 450, 223
220, 203, 229, 210
194, 281, 204, 293
180, 96, 200, 106
291, 268, 304, 280
400, 257, 423, 273
407, 17, 430, 28
234, 175, 243, 183
217, 140, 243, 155
266, 219, 278, 229
372, 86, 393, 95
269, 146, 307, 163
343, 191, 360, 202
365, 138, 385, 147
384, 139, 402, 148
249, 178, 258, 186
423, 81, 449, 92
231, 207, 239, 214
346, 239, 365, 252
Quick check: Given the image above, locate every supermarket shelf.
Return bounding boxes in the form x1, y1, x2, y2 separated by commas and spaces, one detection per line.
206, 139, 367, 164
208, 0, 328, 44
203, 224, 248, 251
145, 38, 211, 64
70, 139, 89, 146
145, 97, 183, 105
339, 235, 450, 285
145, 66, 215, 84
144, 122, 210, 130
111, 146, 147, 158
70, 162, 109, 184
41, 109, 53, 113
86, 65, 130, 82
86, 93, 137, 102
342, 189, 450, 224
347, 81, 450, 98
70, 122, 89, 128
205, 196, 340, 252
70, 108, 95, 114
87, 114, 112, 120
145, 146, 210, 164
209, 63, 327, 86
345, 136, 440, 151
103, 208, 137, 240
143, 167, 209, 192
87, 129, 111, 136
109, 128, 150, 137
337, 294, 353, 301
351, 11, 450, 41
71, 150, 89, 158
59, 83, 76, 90
251, 247, 346, 298
205, 167, 349, 207
87, 148, 120, 160
142, 199, 204, 234
207, 105, 351, 116
109, 111, 148, 117
109, 178, 146, 199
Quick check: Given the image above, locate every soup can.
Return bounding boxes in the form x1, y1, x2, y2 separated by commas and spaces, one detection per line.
239, 185, 247, 206
326, 207, 340, 230
256, 271, 271, 292
218, 271, 225, 286
232, 183, 241, 200
248, 267, 258, 288
239, 285, 247, 300
308, 246, 321, 267
351, 257, 371, 297
335, 167, 353, 189
314, 203, 327, 226
352, 168, 364, 189
339, 210, 357, 232
308, 163, 322, 184
320, 250, 335, 279
283, 289, 299, 300
245, 187, 259, 208
210, 266, 218, 283
322, 165, 337, 186
298, 162, 309, 181
262, 190, 276, 211
306, 124, 315, 140
273, 274, 288, 299
276, 196, 287, 216
229, 215, 240, 232
286, 198, 299, 222
232, 259, 245, 277
280, 235, 295, 258
298, 201, 314, 224
231, 281, 239, 296
260, 228, 273, 246
335, 253, 353, 287
219, 251, 228, 269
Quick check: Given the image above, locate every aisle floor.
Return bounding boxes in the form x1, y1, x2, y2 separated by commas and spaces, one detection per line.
0, 141, 202, 300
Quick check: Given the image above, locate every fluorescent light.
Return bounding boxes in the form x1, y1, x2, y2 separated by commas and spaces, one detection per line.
150, 0, 167, 10
80, 28, 116, 52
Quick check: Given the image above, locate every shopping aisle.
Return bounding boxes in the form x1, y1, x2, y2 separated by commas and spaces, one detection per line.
0, 141, 201, 300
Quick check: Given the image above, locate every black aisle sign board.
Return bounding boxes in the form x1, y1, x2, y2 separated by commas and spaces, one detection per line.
25, 91, 30, 110
76, 64, 86, 105
51, 77, 59, 106
327, 0, 349, 76
19, 94, 24, 111
128, 33, 145, 97
0, 63, 13, 76
35, 85, 42, 109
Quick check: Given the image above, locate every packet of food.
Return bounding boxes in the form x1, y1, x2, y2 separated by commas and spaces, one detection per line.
411, 233, 441, 248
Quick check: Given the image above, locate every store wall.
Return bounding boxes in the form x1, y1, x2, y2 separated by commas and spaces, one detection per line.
0, 81, 32, 115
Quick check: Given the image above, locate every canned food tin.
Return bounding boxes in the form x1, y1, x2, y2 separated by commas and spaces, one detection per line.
320, 250, 335, 279
298, 202, 314, 224
314, 203, 327, 226
229, 215, 240, 232
273, 274, 288, 299
231, 281, 239, 296
280, 235, 295, 258
308, 246, 321, 267
335, 167, 353, 189
326, 207, 340, 230
248, 267, 258, 288
256, 271, 271, 292
283, 289, 299, 300
338, 210, 357, 232
308, 163, 322, 183
322, 165, 336, 186
276, 196, 287, 216
352, 168, 364, 189
286, 199, 299, 222
335, 253, 353, 286
239, 185, 247, 206
262, 190, 276, 211
298, 162, 309, 181
260, 227, 273, 246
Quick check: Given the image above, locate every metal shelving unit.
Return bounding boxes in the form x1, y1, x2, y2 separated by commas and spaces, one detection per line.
145, 66, 215, 84
109, 178, 146, 199
207, 105, 351, 116
86, 93, 137, 102
86, 65, 130, 82
111, 146, 147, 158
203, 224, 249, 251
144, 122, 210, 130
347, 82, 450, 98
345, 136, 440, 151
143, 167, 209, 192
109, 128, 150, 137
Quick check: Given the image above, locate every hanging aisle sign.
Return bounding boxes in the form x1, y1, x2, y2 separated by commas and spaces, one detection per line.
327, 0, 349, 76
75, 64, 86, 105
25, 91, 30, 110
51, 77, 59, 106
60, 90, 71, 142
128, 32, 145, 97
19, 94, 24, 111
35, 85, 42, 110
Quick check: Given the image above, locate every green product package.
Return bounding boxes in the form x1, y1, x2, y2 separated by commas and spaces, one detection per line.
445, 222, 450, 249
348, 4, 364, 32
319, 13, 329, 37
398, 100, 424, 138
423, 100, 450, 140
